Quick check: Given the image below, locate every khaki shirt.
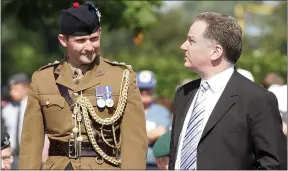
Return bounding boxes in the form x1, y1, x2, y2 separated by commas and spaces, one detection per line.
19, 57, 148, 169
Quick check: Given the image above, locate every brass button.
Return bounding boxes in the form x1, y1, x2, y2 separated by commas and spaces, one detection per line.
45, 101, 50, 105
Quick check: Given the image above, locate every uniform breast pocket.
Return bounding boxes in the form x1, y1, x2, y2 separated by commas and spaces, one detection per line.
39, 95, 65, 130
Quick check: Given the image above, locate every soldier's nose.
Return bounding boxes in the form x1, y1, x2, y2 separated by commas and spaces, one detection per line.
84, 43, 94, 52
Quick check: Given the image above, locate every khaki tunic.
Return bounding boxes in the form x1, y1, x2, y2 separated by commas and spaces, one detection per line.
19, 57, 148, 169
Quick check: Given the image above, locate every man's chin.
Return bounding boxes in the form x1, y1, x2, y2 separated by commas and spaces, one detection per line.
80, 56, 96, 64
184, 62, 192, 69
184, 63, 196, 71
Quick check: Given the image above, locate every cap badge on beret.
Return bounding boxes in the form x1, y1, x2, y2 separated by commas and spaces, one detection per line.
73, 2, 80, 8
87, 1, 101, 23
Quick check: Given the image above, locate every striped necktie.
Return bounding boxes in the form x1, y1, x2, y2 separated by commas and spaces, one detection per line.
180, 81, 210, 170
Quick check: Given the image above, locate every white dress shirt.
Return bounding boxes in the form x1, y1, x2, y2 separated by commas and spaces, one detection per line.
175, 66, 234, 169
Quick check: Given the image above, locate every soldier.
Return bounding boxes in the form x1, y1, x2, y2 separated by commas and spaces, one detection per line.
19, 2, 147, 170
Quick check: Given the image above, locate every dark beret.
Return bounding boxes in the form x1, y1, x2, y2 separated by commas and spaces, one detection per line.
153, 130, 171, 158
60, 2, 101, 36
1, 130, 10, 150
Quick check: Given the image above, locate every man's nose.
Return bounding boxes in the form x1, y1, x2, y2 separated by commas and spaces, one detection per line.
180, 41, 187, 51
84, 41, 94, 51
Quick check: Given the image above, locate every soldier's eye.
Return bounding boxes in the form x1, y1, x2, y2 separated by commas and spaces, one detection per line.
75, 39, 86, 43
90, 36, 99, 42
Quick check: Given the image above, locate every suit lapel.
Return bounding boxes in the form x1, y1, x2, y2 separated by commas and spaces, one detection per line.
174, 80, 200, 149
55, 61, 77, 91
75, 57, 104, 92
199, 70, 239, 142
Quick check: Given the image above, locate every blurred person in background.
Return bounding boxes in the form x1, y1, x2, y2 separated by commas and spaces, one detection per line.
1, 85, 12, 109
155, 96, 174, 130
137, 70, 171, 169
2, 73, 50, 169
262, 72, 287, 136
154, 96, 173, 115
1, 125, 13, 170
268, 84, 287, 136
1, 73, 30, 169
262, 72, 284, 89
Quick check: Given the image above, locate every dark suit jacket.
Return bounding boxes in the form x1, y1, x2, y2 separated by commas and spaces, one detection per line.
169, 70, 287, 170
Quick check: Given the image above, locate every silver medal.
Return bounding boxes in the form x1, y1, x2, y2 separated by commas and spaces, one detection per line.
97, 98, 106, 108
105, 98, 114, 108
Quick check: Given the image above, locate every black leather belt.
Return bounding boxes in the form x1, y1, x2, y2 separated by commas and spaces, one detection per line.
49, 140, 114, 157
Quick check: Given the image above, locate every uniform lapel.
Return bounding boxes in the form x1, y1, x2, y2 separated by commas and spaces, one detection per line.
173, 80, 200, 150
75, 56, 104, 92
55, 61, 77, 91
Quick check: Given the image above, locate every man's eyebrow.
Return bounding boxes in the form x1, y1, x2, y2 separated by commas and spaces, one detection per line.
2, 155, 12, 158
187, 35, 196, 40
74, 36, 89, 39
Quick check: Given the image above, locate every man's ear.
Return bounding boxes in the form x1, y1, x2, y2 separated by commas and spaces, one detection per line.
99, 27, 102, 36
58, 34, 68, 48
210, 44, 224, 61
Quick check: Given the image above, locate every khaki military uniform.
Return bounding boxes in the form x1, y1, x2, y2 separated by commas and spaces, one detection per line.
19, 56, 148, 169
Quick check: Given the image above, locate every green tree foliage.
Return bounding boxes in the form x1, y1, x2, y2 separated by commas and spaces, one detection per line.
237, 2, 287, 83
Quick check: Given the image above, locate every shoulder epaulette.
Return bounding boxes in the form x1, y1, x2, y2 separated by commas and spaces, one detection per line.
38, 60, 60, 71
103, 58, 133, 71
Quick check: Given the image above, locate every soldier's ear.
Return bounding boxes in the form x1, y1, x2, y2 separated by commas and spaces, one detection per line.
58, 34, 68, 48
99, 27, 102, 36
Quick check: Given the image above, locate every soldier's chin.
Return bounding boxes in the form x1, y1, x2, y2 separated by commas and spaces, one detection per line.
80, 55, 96, 64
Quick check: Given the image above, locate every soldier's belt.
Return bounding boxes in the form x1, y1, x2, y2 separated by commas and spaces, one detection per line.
49, 139, 114, 157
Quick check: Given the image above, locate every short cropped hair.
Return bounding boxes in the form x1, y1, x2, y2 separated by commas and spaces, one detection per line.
195, 12, 242, 63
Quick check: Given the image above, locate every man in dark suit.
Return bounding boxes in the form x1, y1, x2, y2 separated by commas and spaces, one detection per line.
156, 12, 287, 170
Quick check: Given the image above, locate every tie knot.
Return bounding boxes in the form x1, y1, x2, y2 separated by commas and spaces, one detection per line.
200, 81, 210, 93
73, 68, 83, 78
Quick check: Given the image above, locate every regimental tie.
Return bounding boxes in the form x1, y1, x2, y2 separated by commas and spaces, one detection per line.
180, 81, 210, 170
73, 68, 83, 85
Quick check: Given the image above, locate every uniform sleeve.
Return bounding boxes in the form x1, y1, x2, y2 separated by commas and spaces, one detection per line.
249, 91, 287, 169
19, 72, 45, 169
120, 71, 148, 169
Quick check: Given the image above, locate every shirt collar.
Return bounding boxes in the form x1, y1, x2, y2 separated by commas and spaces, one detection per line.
201, 65, 235, 93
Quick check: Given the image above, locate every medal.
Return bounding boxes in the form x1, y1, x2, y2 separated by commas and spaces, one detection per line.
95, 86, 105, 108
97, 98, 106, 108
103, 86, 114, 108
105, 99, 114, 108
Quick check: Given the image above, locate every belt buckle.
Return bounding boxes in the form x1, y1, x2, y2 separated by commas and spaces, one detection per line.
68, 140, 79, 159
